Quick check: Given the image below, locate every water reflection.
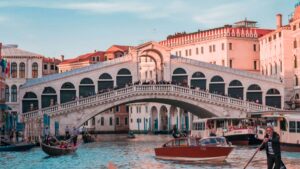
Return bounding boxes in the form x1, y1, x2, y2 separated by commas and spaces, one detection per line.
0, 135, 299, 169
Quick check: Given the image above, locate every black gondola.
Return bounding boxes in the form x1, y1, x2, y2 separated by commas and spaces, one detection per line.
41, 143, 78, 156
0, 143, 36, 152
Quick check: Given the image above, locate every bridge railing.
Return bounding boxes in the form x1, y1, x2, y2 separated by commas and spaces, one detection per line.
22, 84, 279, 120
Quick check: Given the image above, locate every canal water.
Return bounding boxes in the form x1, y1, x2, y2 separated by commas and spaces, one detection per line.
1, 135, 300, 169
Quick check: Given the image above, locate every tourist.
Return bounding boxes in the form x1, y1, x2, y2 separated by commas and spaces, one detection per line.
65, 125, 70, 140
72, 127, 79, 146
259, 125, 282, 169
209, 129, 217, 137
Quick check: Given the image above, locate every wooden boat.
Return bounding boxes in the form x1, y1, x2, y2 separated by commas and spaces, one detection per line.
82, 134, 95, 143
250, 111, 300, 152
0, 143, 36, 152
155, 137, 234, 162
191, 117, 260, 145
41, 143, 78, 156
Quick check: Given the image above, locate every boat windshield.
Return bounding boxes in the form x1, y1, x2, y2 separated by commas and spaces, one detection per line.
199, 137, 227, 146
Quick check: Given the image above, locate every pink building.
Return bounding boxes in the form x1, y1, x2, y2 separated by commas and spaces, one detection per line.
160, 20, 273, 72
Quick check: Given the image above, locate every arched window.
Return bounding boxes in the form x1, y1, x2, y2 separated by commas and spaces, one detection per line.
295, 94, 300, 100
32, 62, 38, 78
266, 88, 281, 108
60, 82, 76, 104
11, 85, 17, 102
11, 62, 17, 78
209, 75, 225, 95
116, 68, 132, 88
172, 68, 188, 86
228, 80, 243, 99
98, 73, 113, 92
190, 72, 206, 90
19, 62, 25, 78
22, 91, 38, 113
42, 87, 57, 108
79, 78, 95, 98
246, 84, 262, 104
5, 85, 9, 102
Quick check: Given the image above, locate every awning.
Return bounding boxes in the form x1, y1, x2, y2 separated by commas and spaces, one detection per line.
0, 104, 12, 110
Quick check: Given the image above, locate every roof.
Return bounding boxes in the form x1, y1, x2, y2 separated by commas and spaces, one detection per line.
2, 45, 43, 57
60, 51, 105, 65
106, 45, 131, 53
43, 57, 61, 64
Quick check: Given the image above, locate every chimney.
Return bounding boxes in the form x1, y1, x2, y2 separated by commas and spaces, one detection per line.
276, 14, 282, 29
61, 55, 64, 62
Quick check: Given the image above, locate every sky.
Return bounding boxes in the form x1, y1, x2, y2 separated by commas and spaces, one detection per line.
0, 0, 296, 59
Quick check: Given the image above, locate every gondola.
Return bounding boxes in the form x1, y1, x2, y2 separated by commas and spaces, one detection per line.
0, 143, 36, 152
82, 134, 95, 143
41, 143, 78, 156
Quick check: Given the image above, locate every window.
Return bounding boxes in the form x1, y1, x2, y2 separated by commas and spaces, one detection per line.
253, 44, 257, 51
11, 85, 17, 102
44, 64, 48, 70
222, 43, 224, 50
126, 106, 129, 113
179, 51, 182, 56
32, 62, 38, 78
297, 122, 300, 133
109, 117, 113, 126
92, 117, 95, 126
275, 62, 277, 74
293, 25, 297, 31
19, 63, 25, 78
196, 48, 199, 55
229, 43, 233, 50
145, 106, 148, 113
213, 45, 215, 52
116, 117, 120, 126
125, 117, 128, 125
254, 61, 257, 70
295, 55, 298, 68
289, 121, 296, 133
189, 49, 192, 56
115, 106, 119, 112
201, 47, 204, 54
209, 46, 212, 52
96, 57, 100, 61
185, 49, 188, 56
175, 51, 178, 56
295, 75, 299, 86
229, 59, 233, 68
269, 37, 272, 42
5, 86, 9, 102
280, 60, 282, 72
279, 32, 281, 37
273, 34, 276, 40
150, 71, 152, 79
222, 60, 225, 66
104, 56, 108, 61
51, 65, 54, 70
131, 118, 133, 123
11, 62, 17, 78
101, 117, 104, 126
145, 71, 148, 79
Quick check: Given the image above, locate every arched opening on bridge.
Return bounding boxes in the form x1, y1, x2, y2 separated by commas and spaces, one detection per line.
22, 92, 38, 113
138, 56, 157, 83
159, 106, 168, 132
246, 84, 262, 104
150, 106, 158, 132
41, 87, 57, 108
209, 75, 225, 95
79, 78, 95, 98
60, 82, 76, 104
172, 68, 188, 86
98, 73, 114, 93
190, 72, 206, 90
170, 106, 178, 130
228, 80, 243, 99
116, 68, 132, 88
266, 89, 281, 108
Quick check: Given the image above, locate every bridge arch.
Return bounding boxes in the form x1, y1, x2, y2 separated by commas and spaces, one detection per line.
22, 92, 38, 113
228, 80, 243, 99
159, 105, 168, 131
266, 88, 281, 108
41, 87, 57, 108
116, 68, 132, 88
79, 78, 95, 98
60, 82, 76, 104
190, 72, 206, 90
150, 106, 158, 131
209, 75, 225, 95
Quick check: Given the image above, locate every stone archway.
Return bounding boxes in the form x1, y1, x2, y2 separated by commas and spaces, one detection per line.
150, 106, 158, 131
170, 105, 178, 130
159, 105, 168, 132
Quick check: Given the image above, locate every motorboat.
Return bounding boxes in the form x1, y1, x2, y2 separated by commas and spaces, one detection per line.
191, 117, 260, 145
154, 137, 234, 162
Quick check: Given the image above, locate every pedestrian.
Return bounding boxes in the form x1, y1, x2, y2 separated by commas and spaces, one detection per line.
72, 127, 79, 146
259, 125, 284, 169
65, 125, 70, 140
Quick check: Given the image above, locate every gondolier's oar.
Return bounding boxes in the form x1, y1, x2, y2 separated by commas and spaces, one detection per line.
243, 142, 264, 169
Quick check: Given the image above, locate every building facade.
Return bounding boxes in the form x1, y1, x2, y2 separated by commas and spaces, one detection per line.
2, 44, 60, 114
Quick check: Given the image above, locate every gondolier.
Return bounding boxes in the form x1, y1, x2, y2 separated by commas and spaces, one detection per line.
259, 125, 284, 169
72, 127, 79, 146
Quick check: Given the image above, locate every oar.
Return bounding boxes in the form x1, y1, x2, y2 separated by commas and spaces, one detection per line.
243, 142, 264, 169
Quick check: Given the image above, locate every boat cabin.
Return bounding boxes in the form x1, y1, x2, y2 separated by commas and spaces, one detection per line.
162, 137, 228, 148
